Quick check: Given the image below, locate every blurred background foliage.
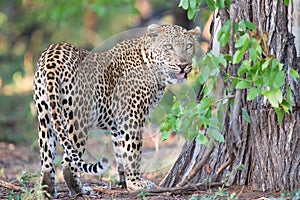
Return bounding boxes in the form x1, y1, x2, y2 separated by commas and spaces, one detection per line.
0, 0, 211, 144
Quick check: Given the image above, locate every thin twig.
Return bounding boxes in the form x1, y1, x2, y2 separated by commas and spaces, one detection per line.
92, 187, 123, 194
231, 89, 242, 145
215, 93, 235, 104
92, 182, 222, 195
216, 94, 235, 175
237, 185, 245, 197
229, 1, 242, 147
0, 179, 22, 191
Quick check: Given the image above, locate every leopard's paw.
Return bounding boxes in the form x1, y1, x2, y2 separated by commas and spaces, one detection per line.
82, 186, 95, 196
126, 177, 157, 191
68, 186, 94, 197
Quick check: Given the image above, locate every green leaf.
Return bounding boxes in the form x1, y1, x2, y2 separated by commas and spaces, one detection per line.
217, 19, 232, 47
281, 100, 291, 113
219, 54, 227, 68
196, 134, 209, 145
244, 20, 256, 30
233, 22, 239, 34
236, 80, 251, 89
230, 78, 239, 90
275, 108, 285, 123
242, 108, 251, 123
175, 118, 182, 131
204, 53, 213, 68
171, 100, 181, 116
198, 97, 212, 113
283, 0, 290, 6
187, 7, 196, 20
204, 78, 215, 95
251, 60, 261, 71
219, 31, 230, 47
161, 131, 171, 141
160, 122, 171, 132
199, 66, 210, 83
209, 127, 225, 143
216, 0, 225, 9
273, 71, 285, 88
190, 0, 197, 9
239, 20, 247, 32
206, 0, 216, 10
224, 54, 232, 62
179, 0, 189, 9
233, 49, 245, 64
254, 43, 263, 58
238, 60, 251, 76
199, 115, 211, 126
261, 88, 283, 108
270, 57, 279, 70
235, 33, 250, 48
290, 68, 300, 80
210, 53, 220, 68
273, 89, 283, 104
249, 48, 257, 61
225, 0, 230, 9
262, 72, 270, 87
278, 63, 284, 71
253, 76, 263, 87
235, 163, 245, 170
262, 57, 272, 70
247, 87, 260, 100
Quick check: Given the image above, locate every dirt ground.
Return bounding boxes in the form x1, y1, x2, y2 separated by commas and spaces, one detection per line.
0, 131, 281, 200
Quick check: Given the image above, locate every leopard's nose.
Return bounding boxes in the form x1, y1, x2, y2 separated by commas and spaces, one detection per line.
178, 64, 188, 70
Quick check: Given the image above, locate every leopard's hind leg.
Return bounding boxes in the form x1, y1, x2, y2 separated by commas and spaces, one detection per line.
60, 93, 94, 196
37, 111, 58, 197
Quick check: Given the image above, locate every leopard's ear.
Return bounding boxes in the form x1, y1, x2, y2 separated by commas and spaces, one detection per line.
188, 26, 201, 40
147, 24, 163, 37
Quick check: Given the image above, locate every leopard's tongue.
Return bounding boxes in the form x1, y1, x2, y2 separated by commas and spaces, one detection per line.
176, 73, 186, 79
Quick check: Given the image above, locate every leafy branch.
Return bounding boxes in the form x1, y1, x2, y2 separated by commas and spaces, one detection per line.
160, 0, 299, 143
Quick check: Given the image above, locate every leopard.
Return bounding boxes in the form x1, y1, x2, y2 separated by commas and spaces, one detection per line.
33, 24, 200, 197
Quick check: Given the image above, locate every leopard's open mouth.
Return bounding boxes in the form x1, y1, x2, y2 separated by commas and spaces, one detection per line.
175, 72, 186, 80
175, 64, 191, 80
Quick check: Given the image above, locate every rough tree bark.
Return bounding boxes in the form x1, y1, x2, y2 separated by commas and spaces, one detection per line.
161, 0, 300, 191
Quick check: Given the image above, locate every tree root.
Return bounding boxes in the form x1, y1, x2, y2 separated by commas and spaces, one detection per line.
216, 150, 235, 174
177, 141, 215, 187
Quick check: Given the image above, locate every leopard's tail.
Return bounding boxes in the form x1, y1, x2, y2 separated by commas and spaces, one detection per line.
43, 43, 109, 175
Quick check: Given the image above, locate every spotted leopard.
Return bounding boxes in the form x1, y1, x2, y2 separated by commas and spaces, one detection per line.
33, 24, 200, 197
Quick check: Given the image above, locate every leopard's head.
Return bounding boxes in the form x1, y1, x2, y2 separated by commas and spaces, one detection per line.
142, 24, 200, 84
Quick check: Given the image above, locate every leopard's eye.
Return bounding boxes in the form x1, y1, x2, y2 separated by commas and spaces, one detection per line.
165, 44, 173, 50
186, 43, 193, 50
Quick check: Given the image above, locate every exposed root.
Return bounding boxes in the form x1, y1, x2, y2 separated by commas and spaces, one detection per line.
216, 150, 235, 174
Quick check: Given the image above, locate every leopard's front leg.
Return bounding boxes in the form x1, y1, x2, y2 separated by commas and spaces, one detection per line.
111, 130, 126, 188
112, 128, 157, 190
111, 72, 159, 190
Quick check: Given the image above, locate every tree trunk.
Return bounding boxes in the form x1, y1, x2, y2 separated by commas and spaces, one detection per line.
161, 0, 300, 191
